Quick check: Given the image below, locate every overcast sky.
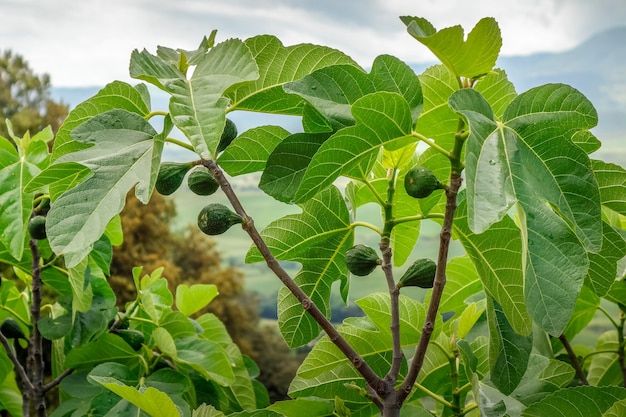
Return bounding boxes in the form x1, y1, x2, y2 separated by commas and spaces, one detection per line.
2, 0, 625, 87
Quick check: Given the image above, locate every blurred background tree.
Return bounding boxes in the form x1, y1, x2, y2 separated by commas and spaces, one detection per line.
0, 49, 68, 139
110, 192, 305, 402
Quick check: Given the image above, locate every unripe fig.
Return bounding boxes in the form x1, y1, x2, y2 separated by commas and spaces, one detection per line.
404, 166, 441, 199
187, 166, 219, 196
217, 118, 238, 152
345, 244, 381, 276
397, 258, 437, 289
156, 162, 192, 195
197, 203, 243, 235
28, 215, 47, 240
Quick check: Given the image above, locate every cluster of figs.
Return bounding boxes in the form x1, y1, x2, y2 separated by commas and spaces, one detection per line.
345, 165, 443, 289
156, 115, 444, 289
155, 118, 243, 236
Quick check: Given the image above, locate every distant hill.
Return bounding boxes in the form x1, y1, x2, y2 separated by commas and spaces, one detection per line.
51, 26, 626, 163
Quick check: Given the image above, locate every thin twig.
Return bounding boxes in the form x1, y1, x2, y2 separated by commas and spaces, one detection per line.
559, 333, 588, 385
205, 159, 386, 397
28, 238, 46, 417
43, 368, 74, 392
0, 331, 34, 392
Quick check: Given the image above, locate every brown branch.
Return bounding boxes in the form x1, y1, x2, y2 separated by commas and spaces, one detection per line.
397, 173, 462, 402
559, 333, 588, 385
205, 160, 386, 396
381, 236, 402, 384
0, 331, 34, 393
27, 238, 46, 417
44, 368, 74, 392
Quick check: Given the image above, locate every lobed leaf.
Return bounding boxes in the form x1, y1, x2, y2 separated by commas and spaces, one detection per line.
521, 385, 626, 417
217, 125, 290, 176
487, 297, 532, 395
226, 35, 360, 115
132, 38, 259, 158
47, 109, 169, 267
294, 92, 414, 203
453, 85, 602, 335
402, 16, 502, 79
453, 196, 531, 335
246, 186, 353, 347
52, 81, 150, 162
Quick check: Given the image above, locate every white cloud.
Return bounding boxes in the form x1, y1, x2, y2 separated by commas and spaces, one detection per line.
1, 0, 624, 86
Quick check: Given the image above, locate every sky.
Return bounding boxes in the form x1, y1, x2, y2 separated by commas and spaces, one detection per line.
2, 0, 626, 87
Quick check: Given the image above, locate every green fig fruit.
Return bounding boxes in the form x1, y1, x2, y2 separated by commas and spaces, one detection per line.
187, 166, 219, 196
155, 162, 192, 195
397, 258, 437, 289
217, 118, 238, 153
197, 203, 243, 235
404, 166, 441, 199
345, 244, 381, 276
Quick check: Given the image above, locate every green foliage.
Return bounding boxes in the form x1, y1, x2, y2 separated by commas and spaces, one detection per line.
1, 14, 625, 417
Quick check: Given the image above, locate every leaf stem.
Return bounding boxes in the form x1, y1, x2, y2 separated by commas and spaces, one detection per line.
350, 221, 383, 235
414, 382, 454, 408
165, 137, 195, 152
392, 213, 445, 227
205, 159, 387, 399
411, 132, 454, 161
598, 304, 620, 329
558, 333, 588, 385
145, 110, 169, 120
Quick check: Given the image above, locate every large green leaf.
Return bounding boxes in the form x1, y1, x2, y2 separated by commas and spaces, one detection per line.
521, 386, 626, 417
487, 297, 532, 395
225, 35, 360, 114
246, 186, 353, 347
587, 331, 623, 386
294, 92, 415, 203
64, 333, 140, 369
259, 132, 331, 203
52, 81, 151, 162
592, 159, 626, 216
0, 136, 48, 260
196, 313, 258, 411
453, 196, 531, 335
89, 376, 182, 417
217, 125, 290, 176
586, 222, 626, 297
413, 65, 459, 151
402, 16, 502, 79
283, 54, 421, 132
47, 109, 169, 267
452, 86, 601, 336
131, 39, 259, 159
